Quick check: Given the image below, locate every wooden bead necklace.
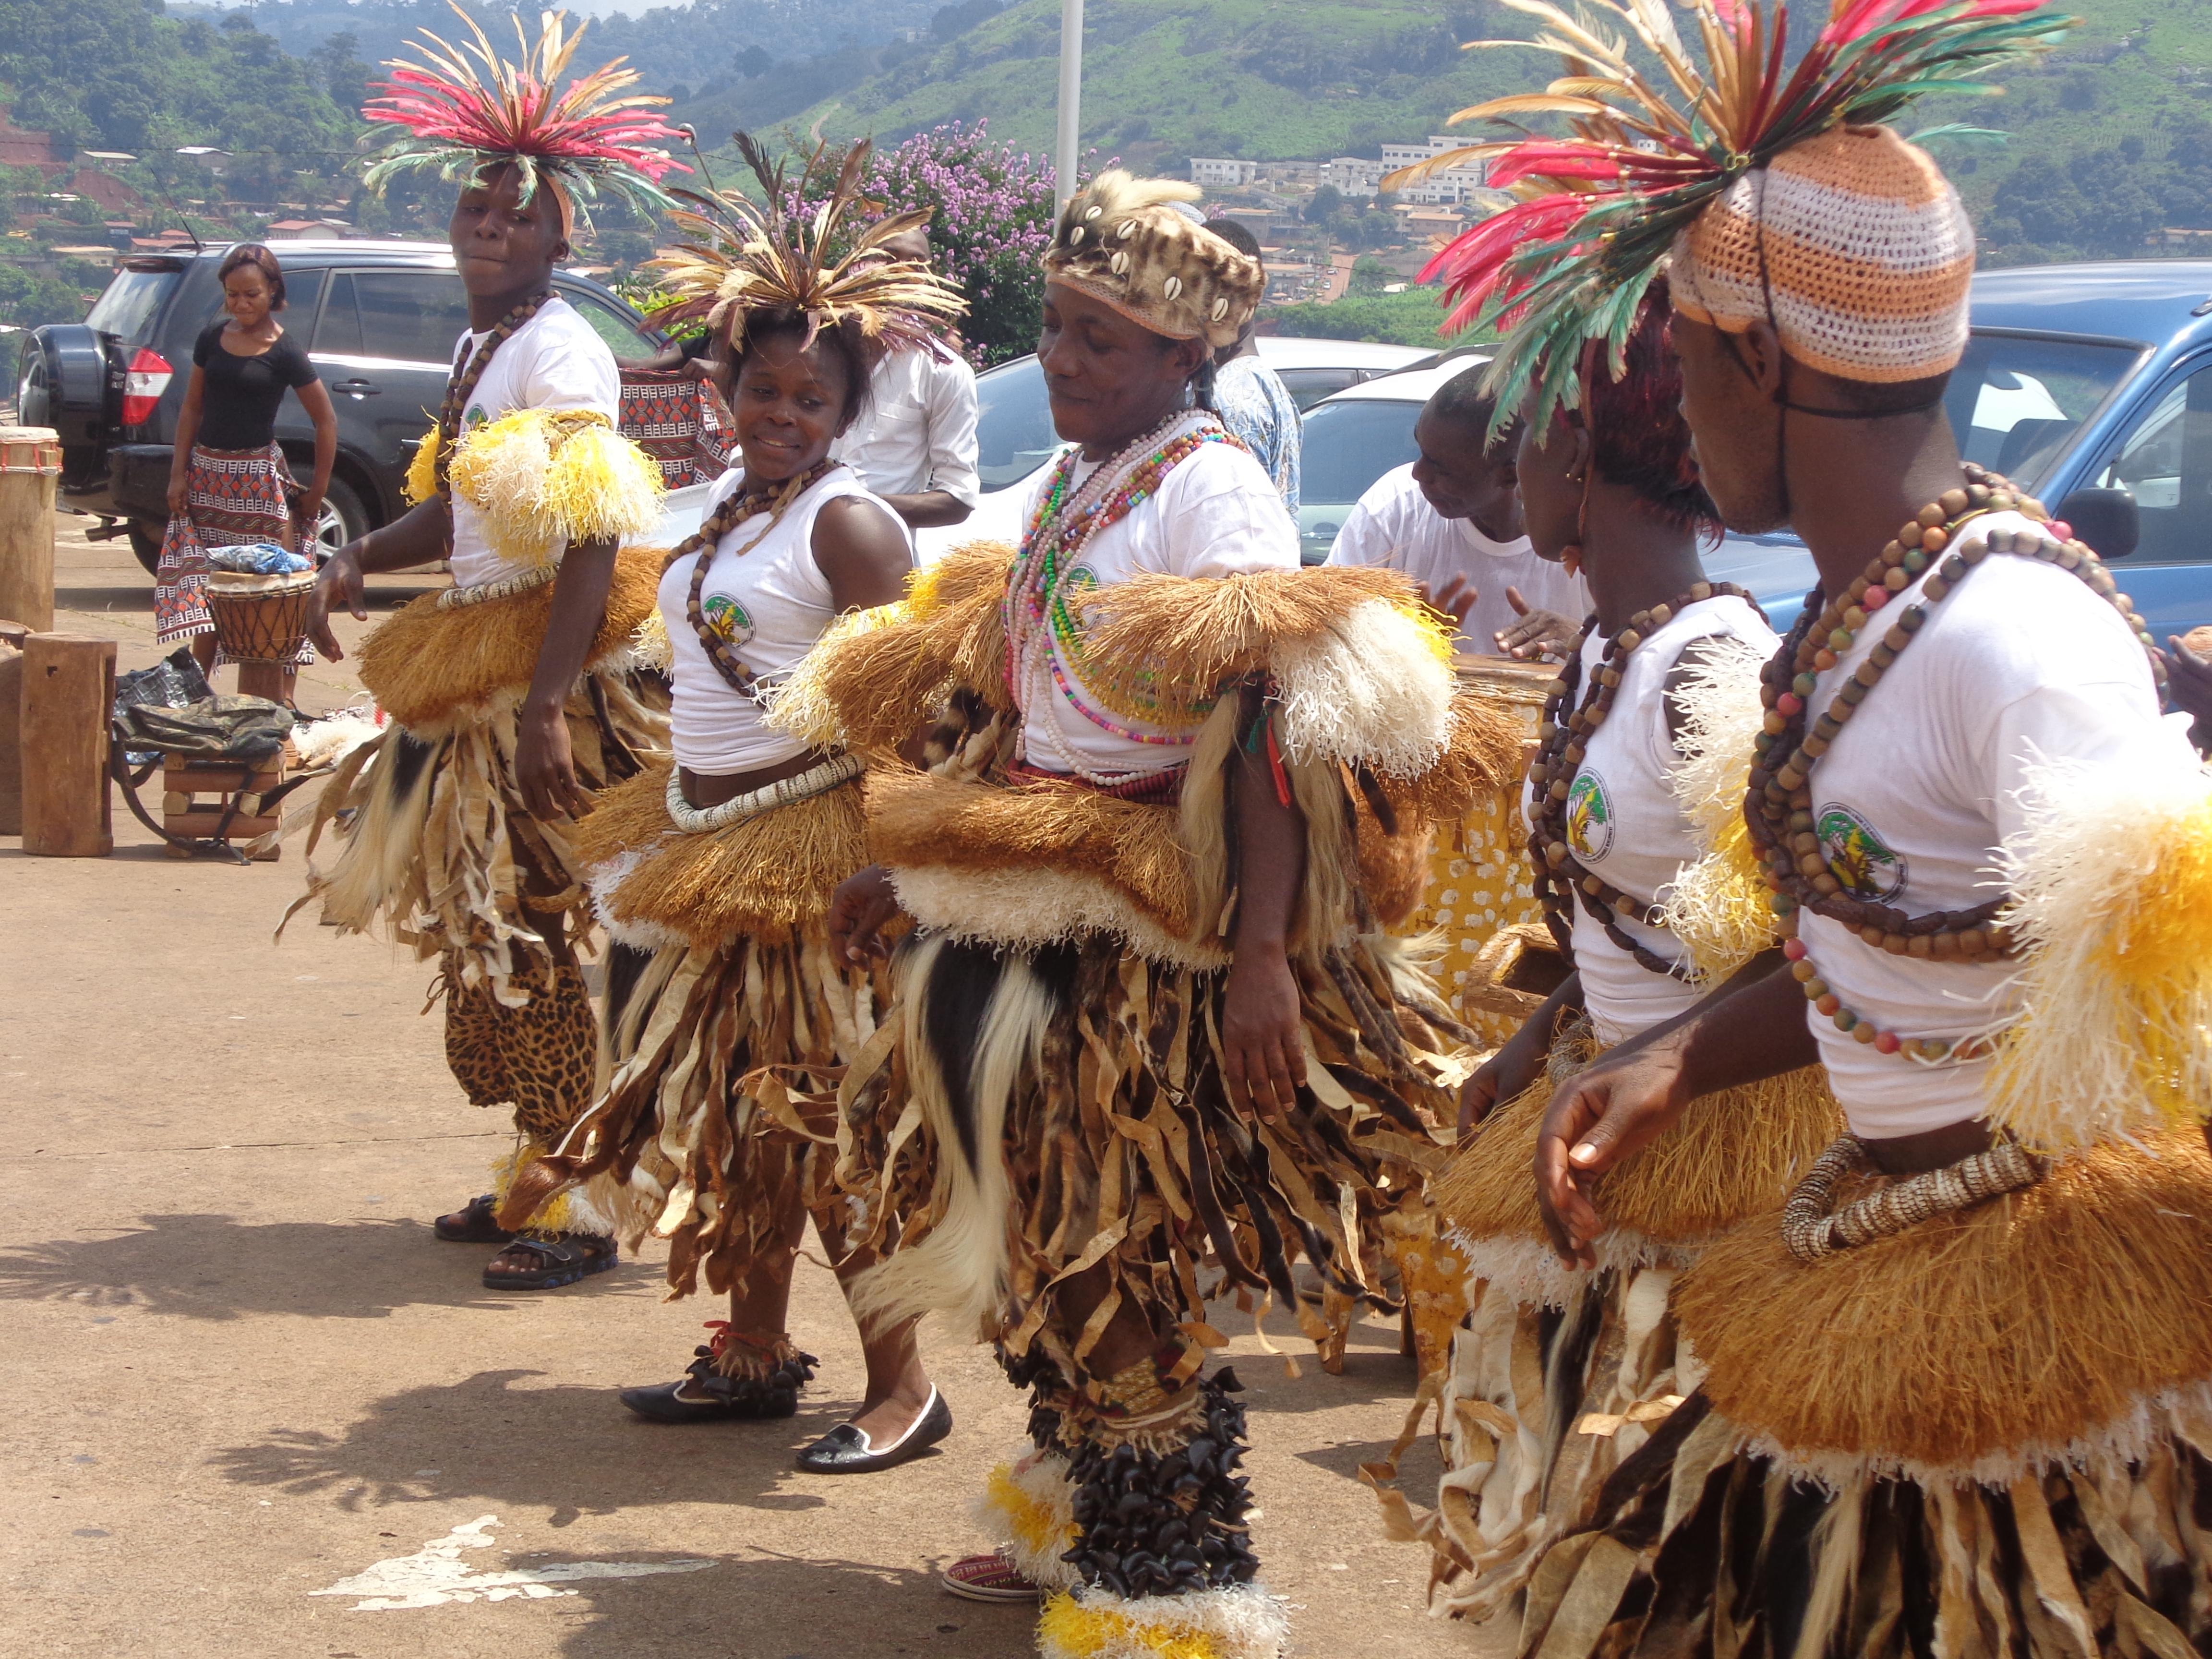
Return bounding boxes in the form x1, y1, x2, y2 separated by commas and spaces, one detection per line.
1528, 581, 1763, 978
429, 289, 554, 505
1750, 461, 2165, 1060
677, 460, 841, 697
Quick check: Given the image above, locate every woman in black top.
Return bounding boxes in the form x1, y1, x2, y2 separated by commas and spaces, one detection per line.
155, 243, 337, 694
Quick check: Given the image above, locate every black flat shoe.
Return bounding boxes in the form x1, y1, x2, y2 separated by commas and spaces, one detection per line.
621, 1337, 819, 1423
795, 1385, 952, 1474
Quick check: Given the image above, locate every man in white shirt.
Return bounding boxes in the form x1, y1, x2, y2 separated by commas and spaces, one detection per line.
1326, 367, 1583, 657
830, 222, 980, 530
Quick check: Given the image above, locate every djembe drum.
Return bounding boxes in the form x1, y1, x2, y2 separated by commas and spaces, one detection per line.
207, 569, 316, 697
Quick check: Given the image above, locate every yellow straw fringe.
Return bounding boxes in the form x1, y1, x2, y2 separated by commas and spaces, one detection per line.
354, 543, 663, 729
1984, 762, 2212, 1151
1432, 1029, 1839, 1249
578, 760, 869, 947
1678, 1130, 2212, 1480
402, 423, 439, 505
1653, 631, 1779, 981
983, 1464, 1080, 1562
446, 408, 666, 567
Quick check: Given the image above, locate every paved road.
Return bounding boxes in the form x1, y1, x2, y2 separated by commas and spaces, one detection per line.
0, 523, 1497, 1658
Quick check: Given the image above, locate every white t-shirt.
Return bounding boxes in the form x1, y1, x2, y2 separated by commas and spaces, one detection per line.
1014, 427, 1300, 780
1326, 463, 1586, 652
445, 296, 622, 589
1527, 594, 1778, 1044
660, 466, 912, 775
1790, 513, 2197, 1138
830, 341, 981, 507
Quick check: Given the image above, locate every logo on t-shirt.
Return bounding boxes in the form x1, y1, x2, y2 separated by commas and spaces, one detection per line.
464, 403, 491, 430
1566, 770, 1613, 861
700, 594, 752, 647
1815, 803, 1907, 900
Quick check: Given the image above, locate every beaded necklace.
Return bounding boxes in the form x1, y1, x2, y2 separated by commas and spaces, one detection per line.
675, 461, 842, 697
1003, 409, 1234, 780
1527, 582, 1764, 978
1750, 461, 2164, 1061
430, 290, 554, 505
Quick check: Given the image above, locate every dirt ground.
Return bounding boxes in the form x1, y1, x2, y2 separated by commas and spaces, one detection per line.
0, 520, 1506, 1658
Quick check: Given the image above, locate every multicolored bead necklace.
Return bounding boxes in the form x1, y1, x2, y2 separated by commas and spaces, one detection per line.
1528, 583, 1763, 978
1751, 461, 2164, 1061
675, 461, 841, 697
429, 289, 554, 505
1004, 409, 1234, 780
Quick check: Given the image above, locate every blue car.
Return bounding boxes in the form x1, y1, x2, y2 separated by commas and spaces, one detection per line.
1711, 259, 2212, 640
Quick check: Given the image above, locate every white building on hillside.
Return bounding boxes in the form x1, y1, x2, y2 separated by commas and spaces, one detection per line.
1380, 137, 1490, 204
1321, 156, 1383, 198
1191, 157, 1259, 188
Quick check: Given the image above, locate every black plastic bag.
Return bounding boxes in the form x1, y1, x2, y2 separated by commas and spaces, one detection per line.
113, 695, 296, 766
113, 647, 215, 766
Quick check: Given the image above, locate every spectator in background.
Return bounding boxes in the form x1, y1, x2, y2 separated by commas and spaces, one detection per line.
1205, 217, 1302, 513
830, 218, 979, 530
2165, 625, 2212, 752
157, 242, 337, 702
1327, 368, 1583, 659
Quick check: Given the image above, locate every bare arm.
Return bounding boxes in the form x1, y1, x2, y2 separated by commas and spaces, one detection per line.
1221, 689, 1309, 1118
295, 376, 338, 528
1458, 970, 1581, 1139
166, 367, 204, 516
812, 495, 914, 611
305, 495, 451, 662
515, 534, 620, 820
877, 489, 973, 530
1535, 951, 1813, 1264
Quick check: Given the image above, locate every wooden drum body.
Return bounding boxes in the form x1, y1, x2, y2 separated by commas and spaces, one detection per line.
206, 570, 316, 667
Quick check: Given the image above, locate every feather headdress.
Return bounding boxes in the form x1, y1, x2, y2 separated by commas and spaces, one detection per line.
1392, 0, 2076, 431
651, 133, 965, 359
362, 3, 685, 229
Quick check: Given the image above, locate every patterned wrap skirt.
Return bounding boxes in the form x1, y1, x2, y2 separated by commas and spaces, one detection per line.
155, 442, 314, 666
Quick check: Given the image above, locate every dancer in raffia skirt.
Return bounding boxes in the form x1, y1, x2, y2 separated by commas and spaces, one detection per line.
1409, 1, 2212, 1651
507, 137, 969, 1472
291, 9, 675, 1291
795, 170, 1523, 1659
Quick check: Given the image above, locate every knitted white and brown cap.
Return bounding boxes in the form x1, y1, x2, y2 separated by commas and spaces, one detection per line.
1670, 125, 1974, 385
1045, 170, 1264, 350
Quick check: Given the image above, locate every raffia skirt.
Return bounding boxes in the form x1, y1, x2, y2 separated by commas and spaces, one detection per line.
1370, 1022, 1841, 1623
522, 758, 887, 1319
1507, 1130, 2212, 1659
155, 441, 315, 666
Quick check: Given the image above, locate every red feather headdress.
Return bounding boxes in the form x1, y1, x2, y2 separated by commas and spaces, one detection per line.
1388, 0, 2074, 432
363, 4, 685, 228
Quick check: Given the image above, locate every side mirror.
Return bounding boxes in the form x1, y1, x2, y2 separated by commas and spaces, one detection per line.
2050, 486, 2140, 560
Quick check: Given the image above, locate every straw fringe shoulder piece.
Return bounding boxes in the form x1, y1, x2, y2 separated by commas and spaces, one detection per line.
505, 758, 887, 1304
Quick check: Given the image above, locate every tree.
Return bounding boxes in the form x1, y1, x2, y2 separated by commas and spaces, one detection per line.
1304, 184, 1344, 225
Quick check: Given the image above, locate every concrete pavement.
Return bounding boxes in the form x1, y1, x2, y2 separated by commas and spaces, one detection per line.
0, 522, 1498, 1659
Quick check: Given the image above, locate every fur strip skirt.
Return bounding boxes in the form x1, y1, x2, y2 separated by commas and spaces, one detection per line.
839, 925, 1472, 1386
288, 667, 666, 996
524, 768, 884, 1298
1478, 1130, 2212, 1659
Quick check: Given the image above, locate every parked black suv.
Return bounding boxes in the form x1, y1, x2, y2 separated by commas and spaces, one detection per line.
17, 239, 665, 573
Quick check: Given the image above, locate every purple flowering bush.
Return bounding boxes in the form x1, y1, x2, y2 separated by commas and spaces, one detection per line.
858, 120, 1061, 366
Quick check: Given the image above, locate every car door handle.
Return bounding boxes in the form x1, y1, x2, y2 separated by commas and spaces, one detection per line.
332, 378, 381, 398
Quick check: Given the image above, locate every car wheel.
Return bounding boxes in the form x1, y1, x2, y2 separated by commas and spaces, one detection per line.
127, 518, 164, 576
309, 478, 369, 564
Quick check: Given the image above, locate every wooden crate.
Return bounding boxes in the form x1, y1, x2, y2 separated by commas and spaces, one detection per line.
160, 740, 298, 861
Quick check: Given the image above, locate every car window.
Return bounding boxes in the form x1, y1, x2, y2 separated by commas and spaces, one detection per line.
1296, 397, 1422, 559
974, 354, 1063, 492
560, 287, 659, 357
1275, 367, 1361, 412
85, 267, 180, 347
1944, 332, 2139, 494
315, 269, 471, 367
2091, 359, 2212, 564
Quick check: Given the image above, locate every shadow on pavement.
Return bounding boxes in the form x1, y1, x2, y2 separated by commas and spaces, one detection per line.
0, 1212, 641, 1321
549, 1549, 1037, 1659
208, 1367, 849, 1518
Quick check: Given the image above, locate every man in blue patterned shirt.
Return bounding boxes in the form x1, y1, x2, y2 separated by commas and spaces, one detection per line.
1205, 218, 1302, 515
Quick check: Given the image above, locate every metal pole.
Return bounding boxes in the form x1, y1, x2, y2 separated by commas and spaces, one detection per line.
1055, 0, 1085, 216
